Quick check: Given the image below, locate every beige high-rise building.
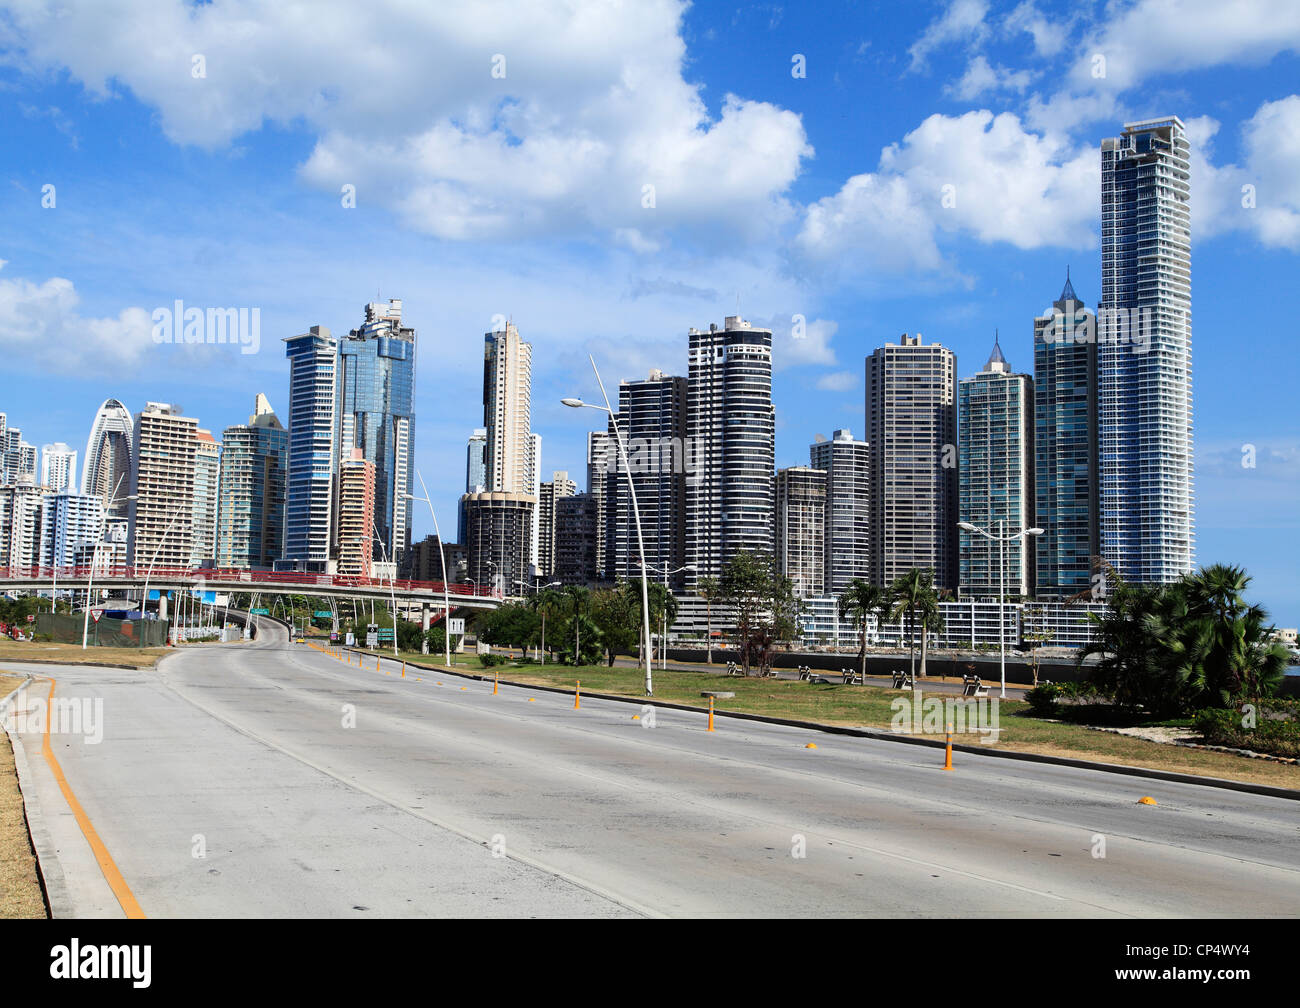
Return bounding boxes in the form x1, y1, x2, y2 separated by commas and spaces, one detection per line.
865, 334, 958, 591
336, 450, 376, 578
191, 429, 221, 566
776, 466, 826, 598
128, 403, 198, 570
482, 322, 533, 494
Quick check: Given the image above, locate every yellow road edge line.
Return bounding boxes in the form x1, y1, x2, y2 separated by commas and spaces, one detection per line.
39, 677, 145, 919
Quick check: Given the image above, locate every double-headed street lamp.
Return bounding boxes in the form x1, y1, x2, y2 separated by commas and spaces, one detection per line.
82, 483, 136, 649
563, 356, 656, 696
516, 579, 560, 662
405, 473, 453, 670
957, 520, 1043, 698
638, 562, 697, 670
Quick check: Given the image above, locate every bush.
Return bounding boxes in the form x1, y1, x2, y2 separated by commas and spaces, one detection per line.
479, 653, 506, 668
1024, 683, 1064, 717
1194, 703, 1300, 759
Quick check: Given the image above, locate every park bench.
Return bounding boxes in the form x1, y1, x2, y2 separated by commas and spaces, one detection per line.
796, 665, 811, 681
842, 668, 862, 685
725, 661, 741, 677
962, 673, 988, 698
891, 670, 914, 689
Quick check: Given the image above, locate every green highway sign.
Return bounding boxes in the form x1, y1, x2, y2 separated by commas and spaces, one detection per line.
376, 628, 395, 641
250, 608, 270, 615
313, 611, 333, 619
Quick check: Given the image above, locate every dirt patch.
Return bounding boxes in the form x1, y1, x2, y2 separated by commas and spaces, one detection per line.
0, 640, 168, 668
0, 675, 48, 918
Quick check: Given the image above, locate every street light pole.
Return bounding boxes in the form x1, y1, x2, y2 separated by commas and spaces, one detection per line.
563, 354, 655, 695
957, 520, 1043, 698
406, 473, 453, 669
82, 479, 135, 649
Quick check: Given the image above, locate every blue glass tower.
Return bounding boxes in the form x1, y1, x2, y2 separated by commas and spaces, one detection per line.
282, 326, 337, 570
337, 300, 416, 567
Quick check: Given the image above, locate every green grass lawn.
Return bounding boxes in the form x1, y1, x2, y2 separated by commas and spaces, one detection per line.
334, 644, 1299, 789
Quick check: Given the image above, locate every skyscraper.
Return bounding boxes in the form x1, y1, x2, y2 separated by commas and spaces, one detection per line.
191, 429, 220, 566
554, 493, 599, 585
809, 429, 871, 595
39, 492, 103, 568
459, 427, 488, 543
463, 491, 534, 593
0, 484, 50, 569
866, 334, 958, 590
1, 418, 36, 485
480, 322, 536, 583
586, 429, 615, 580
482, 322, 533, 494
959, 337, 1034, 598
282, 325, 338, 571
336, 450, 376, 578
81, 399, 134, 515
215, 394, 288, 569
685, 317, 775, 586
1034, 273, 1099, 599
40, 443, 77, 493
1099, 117, 1194, 584
337, 299, 416, 567
538, 471, 577, 577
606, 370, 689, 589
128, 403, 198, 569
775, 466, 826, 598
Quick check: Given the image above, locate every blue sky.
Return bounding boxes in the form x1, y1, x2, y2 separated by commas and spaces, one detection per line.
1, 0, 1297, 622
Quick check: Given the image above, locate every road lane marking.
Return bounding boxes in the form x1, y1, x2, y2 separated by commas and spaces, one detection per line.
39, 677, 145, 919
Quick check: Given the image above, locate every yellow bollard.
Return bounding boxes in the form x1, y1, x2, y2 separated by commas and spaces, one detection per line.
707, 696, 714, 732
574, 680, 581, 710
943, 722, 954, 771
401, 663, 406, 679
376, 657, 380, 672
493, 672, 499, 695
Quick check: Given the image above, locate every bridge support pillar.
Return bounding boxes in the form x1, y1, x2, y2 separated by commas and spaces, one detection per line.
421, 602, 430, 655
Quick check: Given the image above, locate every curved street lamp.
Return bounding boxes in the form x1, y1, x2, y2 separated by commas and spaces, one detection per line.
563, 354, 655, 695
405, 473, 453, 670
957, 520, 1044, 697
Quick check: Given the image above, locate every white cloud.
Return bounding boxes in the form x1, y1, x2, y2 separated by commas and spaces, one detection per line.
1025, 0, 1300, 134
947, 55, 1034, 101
908, 0, 989, 72
1184, 98, 1300, 250
1003, 1, 1068, 57
815, 370, 857, 391
0, 0, 811, 247
797, 111, 1096, 274
0, 261, 154, 371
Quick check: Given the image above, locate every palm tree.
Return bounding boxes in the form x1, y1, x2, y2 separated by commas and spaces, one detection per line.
696, 576, 721, 664
838, 579, 888, 683
888, 569, 939, 682
563, 585, 591, 665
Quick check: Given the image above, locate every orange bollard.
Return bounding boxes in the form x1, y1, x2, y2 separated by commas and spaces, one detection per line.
376, 657, 380, 672
707, 696, 715, 732
493, 672, 499, 695
574, 680, 581, 710
943, 722, 954, 771
401, 662, 406, 679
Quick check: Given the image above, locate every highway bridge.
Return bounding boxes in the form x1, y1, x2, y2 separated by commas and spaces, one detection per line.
0, 564, 504, 612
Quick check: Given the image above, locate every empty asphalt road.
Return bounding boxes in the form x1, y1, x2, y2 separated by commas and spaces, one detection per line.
6, 620, 1299, 918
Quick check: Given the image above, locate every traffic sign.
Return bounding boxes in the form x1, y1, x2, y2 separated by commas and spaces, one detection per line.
91, 609, 103, 624
448, 618, 465, 635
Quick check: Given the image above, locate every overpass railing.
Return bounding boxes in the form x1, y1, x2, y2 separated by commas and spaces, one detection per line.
0, 565, 501, 599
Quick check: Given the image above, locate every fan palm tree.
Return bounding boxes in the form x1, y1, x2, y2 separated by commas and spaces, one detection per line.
888, 569, 939, 682
838, 579, 889, 683
563, 585, 591, 665
696, 576, 720, 664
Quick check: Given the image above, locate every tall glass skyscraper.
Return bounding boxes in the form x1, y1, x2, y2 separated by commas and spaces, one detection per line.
1099, 117, 1194, 584
282, 325, 337, 570
959, 338, 1034, 598
215, 394, 288, 569
337, 300, 417, 567
1034, 273, 1098, 599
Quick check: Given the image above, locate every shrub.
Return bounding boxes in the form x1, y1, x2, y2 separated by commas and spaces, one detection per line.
1024, 684, 1064, 717
1194, 703, 1300, 759
479, 653, 506, 668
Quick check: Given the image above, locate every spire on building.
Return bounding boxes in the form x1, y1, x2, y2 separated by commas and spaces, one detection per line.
986, 330, 1008, 372
1060, 265, 1079, 304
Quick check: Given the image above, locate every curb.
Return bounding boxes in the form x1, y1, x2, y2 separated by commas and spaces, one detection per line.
0, 657, 149, 671
5, 726, 66, 917
346, 647, 1300, 803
